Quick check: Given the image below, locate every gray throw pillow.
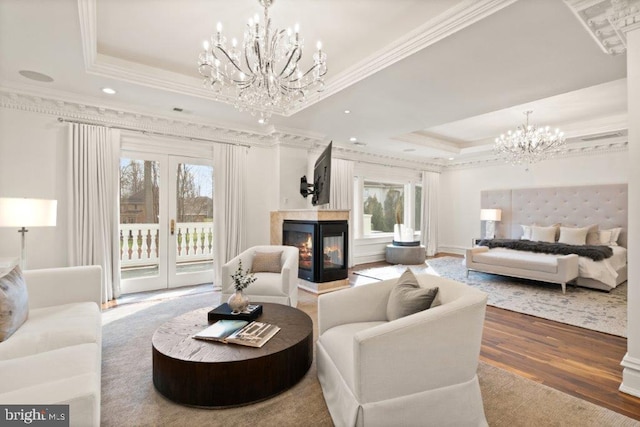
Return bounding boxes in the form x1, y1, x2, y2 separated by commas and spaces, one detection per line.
386, 268, 439, 321
251, 251, 283, 273
0, 265, 29, 342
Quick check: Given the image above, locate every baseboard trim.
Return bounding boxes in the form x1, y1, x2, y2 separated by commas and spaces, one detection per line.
620, 353, 640, 397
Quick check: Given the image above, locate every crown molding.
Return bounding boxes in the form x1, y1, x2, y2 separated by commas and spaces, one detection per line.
0, 87, 278, 147
78, 0, 517, 118
445, 138, 629, 170
564, 0, 640, 55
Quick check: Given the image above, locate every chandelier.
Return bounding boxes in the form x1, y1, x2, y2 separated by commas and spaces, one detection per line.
198, 0, 328, 124
494, 111, 566, 166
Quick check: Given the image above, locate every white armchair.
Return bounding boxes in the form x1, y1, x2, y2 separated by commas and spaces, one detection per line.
317, 273, 488, 427
221, 245, 300, 307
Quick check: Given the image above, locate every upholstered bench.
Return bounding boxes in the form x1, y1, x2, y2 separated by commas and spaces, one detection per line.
465, 246, 579, 293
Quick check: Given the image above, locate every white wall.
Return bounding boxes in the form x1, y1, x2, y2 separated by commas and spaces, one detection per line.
438, 150, 629, 254
0, 108, 68, 269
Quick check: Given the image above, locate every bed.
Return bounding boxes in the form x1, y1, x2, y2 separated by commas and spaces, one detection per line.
471, 184, 628, 292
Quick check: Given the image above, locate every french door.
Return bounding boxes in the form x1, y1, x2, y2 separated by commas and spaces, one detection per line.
119, 151, 214, 294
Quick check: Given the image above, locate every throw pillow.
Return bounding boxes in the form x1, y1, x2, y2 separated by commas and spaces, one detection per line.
585, 224, 601, 245
251, 251, 282, 273
558, 226, 591, 246
531, 225, 556, 243
0, 265, 29, 342
521, 225, 533, 240
386, 268, 439, 321
599, 228, 622, 246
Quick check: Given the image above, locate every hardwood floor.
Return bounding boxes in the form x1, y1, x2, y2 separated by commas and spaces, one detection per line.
350, 259, 640, 421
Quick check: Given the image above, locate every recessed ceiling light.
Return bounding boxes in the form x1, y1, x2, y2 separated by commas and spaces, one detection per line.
448, 157, 454, 160
18, 70, 54, 83
344, 110, 351, 114
102, 87, 117, 95
349, 137, 357, 142
258, 118, 265, 124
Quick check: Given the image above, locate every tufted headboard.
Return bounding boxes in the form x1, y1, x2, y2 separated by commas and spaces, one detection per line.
481, 184, 628, 247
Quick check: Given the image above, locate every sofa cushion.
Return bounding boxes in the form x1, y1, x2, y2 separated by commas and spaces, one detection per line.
242, 272, 287, 298
0, 302, 100, 360
386, 269, 438, 321
0, 342, 100, 394
0, 342, 101, 427
251, 251, 282, 273
0, 266, 29, 342
473, 248, 558, 273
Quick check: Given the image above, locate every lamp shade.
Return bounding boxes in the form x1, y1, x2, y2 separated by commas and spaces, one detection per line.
480, 208, 501, 222
0, 198, 57, 227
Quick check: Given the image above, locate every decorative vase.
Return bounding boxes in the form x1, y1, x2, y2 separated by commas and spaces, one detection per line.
228, 290, 250, 313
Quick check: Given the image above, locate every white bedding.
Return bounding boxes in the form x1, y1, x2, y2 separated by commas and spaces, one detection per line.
578, 246, 627, 289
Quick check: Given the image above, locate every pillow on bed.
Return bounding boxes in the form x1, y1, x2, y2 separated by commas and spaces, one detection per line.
531, 225, 557, 243
521, 225, 533, 240
599, 228, 622, 246
558, 226, 591, 245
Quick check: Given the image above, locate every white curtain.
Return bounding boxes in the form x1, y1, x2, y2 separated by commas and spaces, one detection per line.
420, 171, 440, 256
327, 158, 355, 267
68, 123, 121, 302
213, 144, 247, 289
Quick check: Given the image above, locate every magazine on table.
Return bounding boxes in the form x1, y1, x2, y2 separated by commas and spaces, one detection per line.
193, 319, 280, 348
226, 321, 281, 348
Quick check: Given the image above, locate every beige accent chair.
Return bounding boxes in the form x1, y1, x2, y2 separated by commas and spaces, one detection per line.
317, 273, 488, 427
221, 245, 300, 307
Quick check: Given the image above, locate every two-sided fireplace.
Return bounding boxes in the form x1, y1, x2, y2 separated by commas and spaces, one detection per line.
282, 220, 348, 283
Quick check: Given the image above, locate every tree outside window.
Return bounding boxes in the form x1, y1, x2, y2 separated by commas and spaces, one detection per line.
363, 182, 404, 233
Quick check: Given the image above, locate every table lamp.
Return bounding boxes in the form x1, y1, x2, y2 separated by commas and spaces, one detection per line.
0, 198, 57, 269
480, 208, 501, 239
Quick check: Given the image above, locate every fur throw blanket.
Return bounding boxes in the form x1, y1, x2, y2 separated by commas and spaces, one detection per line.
478, 239, 613, 261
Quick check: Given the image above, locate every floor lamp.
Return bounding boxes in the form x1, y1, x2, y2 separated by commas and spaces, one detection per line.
0, 198, 57, 270
480, 208, 502, 239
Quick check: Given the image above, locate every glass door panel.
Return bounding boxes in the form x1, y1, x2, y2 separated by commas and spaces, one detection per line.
169, 158, 214, 287
119, 154, 167, 293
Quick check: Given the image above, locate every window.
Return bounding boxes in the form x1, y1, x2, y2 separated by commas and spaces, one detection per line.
363, 181, 404, 233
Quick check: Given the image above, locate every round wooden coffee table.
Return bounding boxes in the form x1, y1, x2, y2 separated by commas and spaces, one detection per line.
152, 303, 313, 407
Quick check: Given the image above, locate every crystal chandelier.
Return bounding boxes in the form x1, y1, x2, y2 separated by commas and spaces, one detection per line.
494, 111, 566, 166
198, 0, 328, 124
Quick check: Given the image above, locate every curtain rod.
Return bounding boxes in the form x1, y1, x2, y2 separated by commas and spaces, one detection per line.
57, 117, 251, 148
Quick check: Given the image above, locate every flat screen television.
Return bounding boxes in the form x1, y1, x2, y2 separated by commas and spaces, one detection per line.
300, 141, 332, 206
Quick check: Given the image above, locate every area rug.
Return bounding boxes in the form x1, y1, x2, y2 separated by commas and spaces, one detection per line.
357, 257, 627, 337
100, 291, 638, 426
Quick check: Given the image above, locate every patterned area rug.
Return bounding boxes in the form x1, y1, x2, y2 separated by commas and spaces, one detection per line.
356, 257, 627, 337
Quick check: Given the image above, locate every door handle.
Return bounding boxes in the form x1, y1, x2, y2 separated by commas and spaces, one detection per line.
170, 219, 175, 235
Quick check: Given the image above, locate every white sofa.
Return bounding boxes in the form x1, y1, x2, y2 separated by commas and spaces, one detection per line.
317, 273, 488, 427
0, 265, 103, 427
465, 246, 579, 293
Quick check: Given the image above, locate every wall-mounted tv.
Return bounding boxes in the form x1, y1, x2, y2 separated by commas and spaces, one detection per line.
300, 141, 332, 206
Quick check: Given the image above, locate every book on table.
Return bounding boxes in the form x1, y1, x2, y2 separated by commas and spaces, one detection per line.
193, 319, 280, 348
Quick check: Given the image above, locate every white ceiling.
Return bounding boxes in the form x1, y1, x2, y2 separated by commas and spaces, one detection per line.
0, 0, 628, 164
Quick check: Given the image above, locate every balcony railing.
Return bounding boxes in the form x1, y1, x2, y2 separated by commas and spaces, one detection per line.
119, 222, 214, 268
